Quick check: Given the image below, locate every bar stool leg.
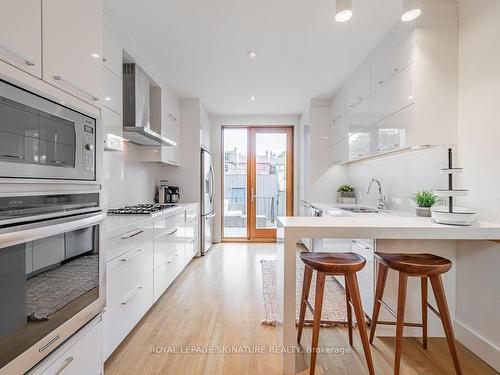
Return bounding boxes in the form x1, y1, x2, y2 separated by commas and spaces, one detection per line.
309, 272, 326, 375
394, 272, 408, 375
345, 277, 353, 346
369, 262, 389, 343
346, 273, 375, 375
298, 266, 314, 344
421, 276, 428, 349
429, 274, 463, 375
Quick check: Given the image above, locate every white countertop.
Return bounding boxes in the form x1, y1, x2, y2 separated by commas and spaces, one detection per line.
278, 215, 500, 240
104, 202, 198, 239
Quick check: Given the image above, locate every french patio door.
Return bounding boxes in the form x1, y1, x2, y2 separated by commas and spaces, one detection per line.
248, 127, 294, 240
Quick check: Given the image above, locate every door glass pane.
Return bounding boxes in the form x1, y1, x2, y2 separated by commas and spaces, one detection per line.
223, 128, 248, 238
255, 132, 287, 229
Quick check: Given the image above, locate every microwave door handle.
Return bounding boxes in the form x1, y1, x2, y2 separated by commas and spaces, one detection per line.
0, 212, 105, 250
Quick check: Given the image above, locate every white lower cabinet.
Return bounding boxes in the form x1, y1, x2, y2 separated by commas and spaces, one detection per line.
106, 240, 154, 307
103, 272, 154, 360
103, 204, 199, 360
29, 318, 102, 375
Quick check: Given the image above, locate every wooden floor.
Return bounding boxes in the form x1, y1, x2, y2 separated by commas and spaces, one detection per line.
105, 243, 498, 375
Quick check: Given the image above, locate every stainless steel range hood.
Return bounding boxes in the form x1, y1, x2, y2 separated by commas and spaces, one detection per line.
122, 63, 176, 146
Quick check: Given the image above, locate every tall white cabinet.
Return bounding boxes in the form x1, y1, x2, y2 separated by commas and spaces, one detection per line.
42, 0, 103, 107
0, 0, 42, 78
329, 3, 458, 165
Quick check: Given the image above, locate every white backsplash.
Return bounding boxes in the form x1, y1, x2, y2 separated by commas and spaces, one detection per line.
102, 142, 169, 209
347, 147, 448, 212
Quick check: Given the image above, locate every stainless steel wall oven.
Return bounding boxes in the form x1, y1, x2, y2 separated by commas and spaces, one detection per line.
0, 192, 104, 374
0, 80, 96, 181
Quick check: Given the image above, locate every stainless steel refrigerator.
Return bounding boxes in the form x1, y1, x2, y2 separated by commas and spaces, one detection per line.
200, 148, 215, 255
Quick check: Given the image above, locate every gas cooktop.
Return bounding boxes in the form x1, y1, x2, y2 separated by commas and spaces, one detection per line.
107, 203, 177, 216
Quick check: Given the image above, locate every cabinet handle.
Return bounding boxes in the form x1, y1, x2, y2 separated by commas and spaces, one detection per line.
1, 154, 24, 160
102, 57, 108, 62
393, 68, 399, 72
121, 229, 144, 239
121, 286, 143, 305
53, 75, 99, 102
168, 114, 177, 121
0, 40, 35, 66
352, 239, 371, 250
167, 228, 178, 236
378, 80, 384, 85
55, 356, 75, 375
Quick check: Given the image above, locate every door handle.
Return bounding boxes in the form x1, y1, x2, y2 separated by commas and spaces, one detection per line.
251, 188, 255, 203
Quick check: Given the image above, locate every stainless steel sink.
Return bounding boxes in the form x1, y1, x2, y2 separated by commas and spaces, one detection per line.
339, 206, 380, 213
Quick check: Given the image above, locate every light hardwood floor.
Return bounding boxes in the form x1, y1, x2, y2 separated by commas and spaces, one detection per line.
105, 243, 498, 375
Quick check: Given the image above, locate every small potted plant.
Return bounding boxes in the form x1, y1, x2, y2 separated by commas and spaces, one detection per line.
410, 190, 439, 217
337, 185, 356, 204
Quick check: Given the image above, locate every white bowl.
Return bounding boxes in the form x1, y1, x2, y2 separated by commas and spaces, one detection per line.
431, 206, 476, 226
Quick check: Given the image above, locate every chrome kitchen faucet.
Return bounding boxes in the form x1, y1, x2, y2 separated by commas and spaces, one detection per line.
366, 178, 386, 210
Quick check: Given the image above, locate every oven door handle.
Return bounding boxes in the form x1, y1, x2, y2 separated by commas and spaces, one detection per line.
0, 212, 105, 250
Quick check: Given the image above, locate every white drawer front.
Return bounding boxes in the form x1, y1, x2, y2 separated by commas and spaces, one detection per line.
153, 243, 184, 302
106, 225, 154, 262
153, 213, 177, 238
32, 320, 102, 375
103, 272, 154, 360
106, 240, 154, 307
154, 227, 180, 269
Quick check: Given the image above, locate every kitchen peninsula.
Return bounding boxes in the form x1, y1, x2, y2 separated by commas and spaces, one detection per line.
277, 215, 500, 375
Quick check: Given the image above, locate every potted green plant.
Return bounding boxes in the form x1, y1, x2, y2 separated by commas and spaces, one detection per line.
410, 190, 439, 217
337, 185, 356, 204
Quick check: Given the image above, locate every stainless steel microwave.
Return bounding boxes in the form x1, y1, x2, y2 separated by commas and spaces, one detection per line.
0, 80, 96, 181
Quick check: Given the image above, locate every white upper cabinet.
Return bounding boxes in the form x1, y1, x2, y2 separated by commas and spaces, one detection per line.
329, 5, 457, 166
103, 67, 122, 114
370, 63, 414, 125
347, 65, 370, 109
330, 116, 348, 145
371, 23, 414, 94
42, 0, 103, 107
103, 24, 122, 78
0, 0, 42, 78
346, 100, 370, 135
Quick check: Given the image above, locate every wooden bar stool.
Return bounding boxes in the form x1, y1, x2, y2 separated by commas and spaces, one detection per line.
297, 251, 375, 375
369, 252, 462, 375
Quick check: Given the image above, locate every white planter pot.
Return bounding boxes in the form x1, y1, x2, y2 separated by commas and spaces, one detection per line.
415, 207, 431, 217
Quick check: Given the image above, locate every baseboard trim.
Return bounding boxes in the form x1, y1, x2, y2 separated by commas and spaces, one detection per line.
454, 319, 500, 372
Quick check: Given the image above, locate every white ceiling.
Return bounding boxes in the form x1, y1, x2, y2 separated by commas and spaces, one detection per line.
105, 0, 402, 115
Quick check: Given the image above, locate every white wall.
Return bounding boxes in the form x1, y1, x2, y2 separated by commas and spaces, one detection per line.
210, 114, 300, 242
348, 147, 447, 212
102, 142, 169, 208
454, 0, 500, 370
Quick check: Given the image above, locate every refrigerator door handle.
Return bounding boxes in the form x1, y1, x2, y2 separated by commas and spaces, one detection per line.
209, 164, 215, 204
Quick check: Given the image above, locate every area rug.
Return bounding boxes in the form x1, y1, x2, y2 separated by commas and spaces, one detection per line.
260, 254, 351, 328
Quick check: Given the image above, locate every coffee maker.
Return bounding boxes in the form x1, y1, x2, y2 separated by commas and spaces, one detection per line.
165, 186, 180, 203
157, 180, 180, 204
158, 180, 169, 204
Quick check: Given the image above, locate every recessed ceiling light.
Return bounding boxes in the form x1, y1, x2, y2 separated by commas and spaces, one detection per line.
105, 97, 112, 101
335, 0, 353, 22
401, 0, 422, 21
250, 96, 256, 101
247, 50, 257, 59
91, 53, 100, 59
